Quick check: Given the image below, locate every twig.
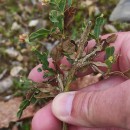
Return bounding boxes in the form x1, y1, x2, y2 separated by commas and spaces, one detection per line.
76, 21, 92, 60
57, 74, 64, 92
64, 21, 92, 92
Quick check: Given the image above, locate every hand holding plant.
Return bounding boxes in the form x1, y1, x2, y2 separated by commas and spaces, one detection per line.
17, 0, 130, 130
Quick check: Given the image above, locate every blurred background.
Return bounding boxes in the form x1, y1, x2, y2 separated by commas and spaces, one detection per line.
0, 0, 130, 129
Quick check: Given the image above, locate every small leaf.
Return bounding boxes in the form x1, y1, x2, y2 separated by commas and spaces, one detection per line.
94, 15, 105, 39
105, 46, 115, 69
19, 100, 30, 110
64, 7, 76, 29
49, 10, 64, 31
43, 71, 55, 78
17, 110, 23, 119
67, 0, 72, 7
37, 68, 42, 72
89, 33, 97, 40
105, 46, 115, 59
59, 0, 66, 12
49, 10, 59, 23
106, 34, 117, 44
29, 28, 50, 42
34, 50, 49, 70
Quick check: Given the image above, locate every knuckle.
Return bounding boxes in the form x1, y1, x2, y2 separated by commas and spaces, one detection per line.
71, 91, 98, 126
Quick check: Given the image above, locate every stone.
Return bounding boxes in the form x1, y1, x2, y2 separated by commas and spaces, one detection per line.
104, 24, 118, 33
110, 0, 130, 22
10, 66, 23, 77
11, 22, 21, 31
5, 47, 19, 58
28, 19, 39, 27
0, 77, 13, 93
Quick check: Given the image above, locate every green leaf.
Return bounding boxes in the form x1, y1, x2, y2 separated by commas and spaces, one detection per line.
49, 10, 59, 23
59, 0, 66, 12
68, 0, 72, 7
20, 100, 30, 110
57, 15, 64, 31
50, 0, 60, 3
94, 15, 105, 39
89, 33, 97, 40
49, 10, 64, 31
34, 50, 49, 70
30, 97, 37, 104
29, 28, 50, 42
105, 46, 115, 69
105, 46, 115, 59
43, 71, 55, 78
37, 67, 42, 72
17, 110, 23, 119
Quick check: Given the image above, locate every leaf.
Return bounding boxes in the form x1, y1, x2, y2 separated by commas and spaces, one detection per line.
34, 50, 49, 70
105, 46, 115, 59
17, 99, 30, 118
59, 0, 66, 12
92, 62, 107, 67
29, 28, 50, 42
106, 34, 117, 43
0, 98, 35, 128
37, 67, 42, 72
17, 110, 23, 119
105, 46, 115, 69
19, 100, 30, 110
89, 33, 97, 40
43, 71, 55, 78
67, 0, 72, 7
49, 10, 64, 31
94, 15, 105, 39
64, 7, 76, 29
49, 10, 59, 23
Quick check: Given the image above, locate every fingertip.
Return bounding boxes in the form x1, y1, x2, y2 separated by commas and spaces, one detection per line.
28, 64, 44, 82
32, 104, 61, 130
60, 56, 71, 67
28, 58, 55, 83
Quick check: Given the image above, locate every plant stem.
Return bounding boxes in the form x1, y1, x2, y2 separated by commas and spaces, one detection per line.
63, 122, 68, 130
64, 66, 77, 92
76, 21, 92, 60
64, 21, 92, 92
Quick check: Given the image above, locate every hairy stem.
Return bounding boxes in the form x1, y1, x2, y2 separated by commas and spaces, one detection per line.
64, 21, 92, 92
76, 21, 92, 60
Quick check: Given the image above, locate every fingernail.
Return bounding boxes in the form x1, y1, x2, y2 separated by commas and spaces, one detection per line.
52, 92, 75, 120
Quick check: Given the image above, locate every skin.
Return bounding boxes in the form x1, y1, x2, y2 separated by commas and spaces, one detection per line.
29, 32, 130, 130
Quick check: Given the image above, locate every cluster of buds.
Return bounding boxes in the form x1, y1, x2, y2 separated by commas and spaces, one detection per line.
39, 0, 50, 5
19, 34, 28, 43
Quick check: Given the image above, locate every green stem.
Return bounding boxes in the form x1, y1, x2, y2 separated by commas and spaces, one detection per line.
63, 122, 68, 130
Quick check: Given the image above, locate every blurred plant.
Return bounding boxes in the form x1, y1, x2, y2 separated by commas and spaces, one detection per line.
17, 0, 120, 130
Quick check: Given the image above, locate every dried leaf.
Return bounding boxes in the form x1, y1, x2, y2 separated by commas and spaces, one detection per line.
64, 7, 76, 29
34, 92, 55, 99
92, 62, 107, 67
123, 69, 130, 78
106, 34, 117, 43
0, 98, 35, 128
51, 40, 76, 61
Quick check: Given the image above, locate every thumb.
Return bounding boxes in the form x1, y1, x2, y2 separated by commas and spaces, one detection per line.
52, 80, 130, 129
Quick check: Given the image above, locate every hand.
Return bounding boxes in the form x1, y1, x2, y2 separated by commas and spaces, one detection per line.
29, 32, 130, 130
